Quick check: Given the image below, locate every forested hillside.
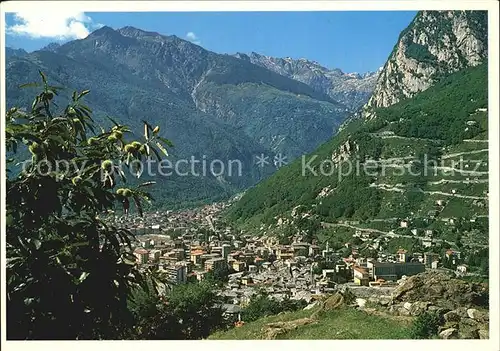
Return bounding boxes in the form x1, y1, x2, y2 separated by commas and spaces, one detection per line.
228, 63, 488, 255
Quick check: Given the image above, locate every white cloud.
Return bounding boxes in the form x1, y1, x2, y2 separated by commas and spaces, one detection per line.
185, 31, 201, 45
7, 11, 97, 40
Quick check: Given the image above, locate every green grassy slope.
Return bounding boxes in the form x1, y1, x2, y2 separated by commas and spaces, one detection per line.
209, 307, 411, 340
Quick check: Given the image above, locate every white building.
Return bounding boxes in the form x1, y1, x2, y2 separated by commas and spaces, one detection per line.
457, 264, 468, 274
162, 264, 187, 284
149, 249, 161, 263
222, 244, 232, 259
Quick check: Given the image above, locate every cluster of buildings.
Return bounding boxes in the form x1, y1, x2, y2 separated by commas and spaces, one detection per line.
111, 198, 473, 318
129, 218, 436, 301
352, 249, 426, 286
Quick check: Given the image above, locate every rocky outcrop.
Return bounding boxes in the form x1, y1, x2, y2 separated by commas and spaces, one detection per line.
261, 318, 317, 339
408, 301, 432, 316
363, 10, 487, 118
322, 292, 347, 310
331, 138, 359, 164
261, 288, 354, 339
439, 328, 459, 339
356, 271, 491, 339
391, 270, 488, 310
382, 300, 489, 339
466, 308, 489, 323
439, 309, 489, 339
235, 52, 380, 110
316, 185, 335, 199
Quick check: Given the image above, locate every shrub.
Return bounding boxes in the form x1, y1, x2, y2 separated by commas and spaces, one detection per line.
241, 294, 307, 323
409, 311, 442, 339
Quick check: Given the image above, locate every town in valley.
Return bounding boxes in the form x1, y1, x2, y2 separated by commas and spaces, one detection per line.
109, 194, 488, 322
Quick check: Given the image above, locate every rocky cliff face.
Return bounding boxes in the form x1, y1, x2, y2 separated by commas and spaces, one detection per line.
363, 10, 487, 118
390, 271, 488, 310
235, 52, 380, 111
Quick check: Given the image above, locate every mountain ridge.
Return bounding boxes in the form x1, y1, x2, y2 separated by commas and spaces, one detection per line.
234, 51, 380, 110
6, 26, 353, 208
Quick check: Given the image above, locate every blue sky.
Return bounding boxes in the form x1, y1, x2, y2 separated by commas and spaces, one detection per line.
5, 11, 416, 73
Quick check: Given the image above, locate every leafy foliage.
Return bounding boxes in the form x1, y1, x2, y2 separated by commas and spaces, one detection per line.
242, 294, 308, 323
405, 42, 437, 62
5, 73, 171, 339
129, 280, 228, 339
312, 260, 338, 275
465, 247, 489, 276
205, 265, 231, 284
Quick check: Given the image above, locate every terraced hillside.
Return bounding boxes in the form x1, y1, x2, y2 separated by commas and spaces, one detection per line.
227, 62, 488, 266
